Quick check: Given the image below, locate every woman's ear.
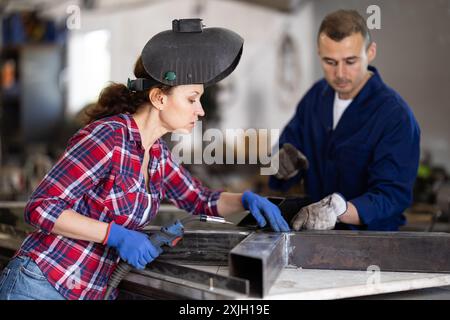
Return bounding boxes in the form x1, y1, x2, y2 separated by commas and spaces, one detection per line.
149, 87, 166, 111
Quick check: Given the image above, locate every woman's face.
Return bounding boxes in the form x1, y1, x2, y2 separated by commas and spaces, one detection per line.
159, 84, 205, 134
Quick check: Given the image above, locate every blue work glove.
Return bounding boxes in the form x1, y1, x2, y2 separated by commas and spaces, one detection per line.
241, 191, 290, 232
106, 223, 162, 270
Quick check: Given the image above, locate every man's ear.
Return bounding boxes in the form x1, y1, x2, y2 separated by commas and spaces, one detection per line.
367, 41, 377, 63
317, 32, 328, 54
149, 87, 165, 111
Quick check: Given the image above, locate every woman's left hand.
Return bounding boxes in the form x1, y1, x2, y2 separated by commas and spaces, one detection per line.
241, 191, 290, 232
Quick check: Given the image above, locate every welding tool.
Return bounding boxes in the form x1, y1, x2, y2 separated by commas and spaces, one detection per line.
103, 214, 232, 300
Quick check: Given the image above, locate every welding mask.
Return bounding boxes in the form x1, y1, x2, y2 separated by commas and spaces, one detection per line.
127, 18, 244, 91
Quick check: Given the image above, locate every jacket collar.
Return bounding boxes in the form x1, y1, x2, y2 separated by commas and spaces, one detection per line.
317, 65, 384, 132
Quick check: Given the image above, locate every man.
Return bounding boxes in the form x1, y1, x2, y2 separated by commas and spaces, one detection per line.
269, 10, 420, 231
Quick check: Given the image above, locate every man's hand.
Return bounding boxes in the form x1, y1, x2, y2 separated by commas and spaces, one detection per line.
275, 143, 309, 180
291, 193, 347, 230
242, 191, 290, 232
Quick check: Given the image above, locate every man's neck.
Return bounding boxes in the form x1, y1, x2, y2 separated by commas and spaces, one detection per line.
338, 71, 373, 100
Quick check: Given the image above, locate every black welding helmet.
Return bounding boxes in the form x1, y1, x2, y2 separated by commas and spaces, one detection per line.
128, 18, 243, 91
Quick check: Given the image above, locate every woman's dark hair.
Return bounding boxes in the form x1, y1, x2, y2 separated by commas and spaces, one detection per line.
84, 56, 172, 124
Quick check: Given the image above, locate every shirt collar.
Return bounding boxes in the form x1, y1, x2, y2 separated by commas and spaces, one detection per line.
116, 113, 142, 144
323, 65, 384, 104
363, 65, 384, 96
118, 113, 164, 157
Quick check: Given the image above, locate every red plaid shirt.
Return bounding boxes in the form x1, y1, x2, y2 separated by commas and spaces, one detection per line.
15, 113, 221, 300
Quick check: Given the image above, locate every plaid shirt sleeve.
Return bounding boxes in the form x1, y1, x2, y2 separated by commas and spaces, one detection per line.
161, 145, 222, 217
24, 123, 117, 234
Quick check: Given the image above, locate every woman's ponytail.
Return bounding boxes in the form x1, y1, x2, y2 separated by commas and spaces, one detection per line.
84, 83, 149, 123
83, 56, 171, 124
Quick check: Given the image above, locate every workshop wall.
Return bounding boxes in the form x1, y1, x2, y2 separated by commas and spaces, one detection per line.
1, 0, 449, 197
64, 0, 316, 134
63, 0, 450, 172
312, 0, 450, 172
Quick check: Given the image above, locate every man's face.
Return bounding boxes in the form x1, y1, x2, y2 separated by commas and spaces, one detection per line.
318, 32, 376, 99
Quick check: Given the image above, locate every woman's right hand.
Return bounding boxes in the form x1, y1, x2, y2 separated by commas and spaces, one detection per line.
105, 223, 162, 269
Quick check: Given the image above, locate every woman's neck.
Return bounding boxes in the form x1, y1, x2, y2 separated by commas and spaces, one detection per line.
132, 105, 168, 150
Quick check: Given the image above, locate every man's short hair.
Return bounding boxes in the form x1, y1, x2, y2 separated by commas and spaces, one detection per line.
318, 10, 372, 48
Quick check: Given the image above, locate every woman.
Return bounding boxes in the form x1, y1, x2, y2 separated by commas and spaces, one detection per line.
0, 19, 289, 300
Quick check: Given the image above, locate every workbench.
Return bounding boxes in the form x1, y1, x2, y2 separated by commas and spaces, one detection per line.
2, 226, 450, 299
189, 265, 450, 300
1, 201, 450, 300
119, 226, 450, 300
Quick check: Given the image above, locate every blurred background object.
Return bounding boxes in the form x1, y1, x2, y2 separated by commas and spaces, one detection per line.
0, 0, 449, 232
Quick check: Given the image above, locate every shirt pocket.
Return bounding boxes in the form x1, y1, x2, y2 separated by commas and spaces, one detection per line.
105, 174, 147, 228
20, 259, 47, 281
0, 268, 10, 291
149, 179, 164, 201
148, 166, 164, 201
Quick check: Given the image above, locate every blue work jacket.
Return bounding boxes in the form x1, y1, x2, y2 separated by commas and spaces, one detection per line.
269, 66, 420, 231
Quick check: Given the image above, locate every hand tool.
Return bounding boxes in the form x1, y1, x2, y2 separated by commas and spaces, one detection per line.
103, 214, 232, 299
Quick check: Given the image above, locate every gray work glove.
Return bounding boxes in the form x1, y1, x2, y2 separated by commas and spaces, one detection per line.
275, 143, 309, 180
291, 193, 347, 230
